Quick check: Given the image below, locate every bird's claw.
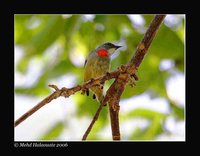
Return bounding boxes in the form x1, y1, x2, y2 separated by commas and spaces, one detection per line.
131, 73, 139, 81
111, 103, 120, 111
81, 87, 89, 95
129, 73, 138, 87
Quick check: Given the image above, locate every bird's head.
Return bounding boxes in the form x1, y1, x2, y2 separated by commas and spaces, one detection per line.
96, 42, 122, 57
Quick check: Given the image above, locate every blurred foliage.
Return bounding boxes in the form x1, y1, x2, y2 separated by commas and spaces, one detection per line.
124, 108, 166, 140
15, 15, 185, 140
40, 122, 65, 140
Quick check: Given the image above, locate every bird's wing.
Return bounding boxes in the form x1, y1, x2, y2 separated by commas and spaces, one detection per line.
84, 59, 87, 67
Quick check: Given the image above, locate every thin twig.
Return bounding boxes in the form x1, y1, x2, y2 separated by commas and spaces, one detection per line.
82, 102, 105, 140
82, 94, 110, 140
14, 91, 61, 127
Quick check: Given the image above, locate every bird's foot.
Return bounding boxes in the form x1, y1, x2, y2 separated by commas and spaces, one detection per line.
93, 94, 96, 99
129, 73, 139, 87
81, 87, 89, 96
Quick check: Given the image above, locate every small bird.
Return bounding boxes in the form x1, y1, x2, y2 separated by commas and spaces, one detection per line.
84, 42, 122, 103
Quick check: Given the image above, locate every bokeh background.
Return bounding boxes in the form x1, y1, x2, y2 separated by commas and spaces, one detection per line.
14, 14, 185, 141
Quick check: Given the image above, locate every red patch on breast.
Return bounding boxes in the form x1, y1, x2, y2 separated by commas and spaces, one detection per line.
97, 49, 109, 57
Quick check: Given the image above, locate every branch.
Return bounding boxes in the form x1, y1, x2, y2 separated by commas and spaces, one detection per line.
82, 15, 166, 140
129, 15, 166, 68
82, 97, 108, 140
15, 15, 166, 141
15, 90, 60, 127
82, 103, 104, 140
14, 71, 119, 127
108, 15, 166, 140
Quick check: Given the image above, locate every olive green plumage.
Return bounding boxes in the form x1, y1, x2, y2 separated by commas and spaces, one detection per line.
84, 42, 122, 103
84, 53, 110, 102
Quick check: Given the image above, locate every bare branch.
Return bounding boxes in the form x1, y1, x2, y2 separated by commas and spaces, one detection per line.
107, 15, 166, 140
14, 70, 119, 127
15, 15, 166, 141
14, 91, 61, 127
82, 15, 166, 140
128, 15, 166, 70
82, 99, 107, 140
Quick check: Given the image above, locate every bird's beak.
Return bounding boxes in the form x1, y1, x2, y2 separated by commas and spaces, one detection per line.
115, 45, 122, 49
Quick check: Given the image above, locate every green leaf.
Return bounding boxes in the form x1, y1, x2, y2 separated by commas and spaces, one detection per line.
170, 101, 184, 119
142, 15, 155, 26
120, 54, 165, 99
142, 116, 164, 140
130, 127, 146, 140
124, 108, 166, 120
40, 122, 65, 140
125, 108, 166, 140
130, 116, 164, 140
63, 15, 81, 39
15, 85, 50, 96
17, 57, 30, 73
16, 15, 64, 73
149, 24, 184, 60
48, 59, 74, 78
15, 15, 33, 44
26, 16, 64, 55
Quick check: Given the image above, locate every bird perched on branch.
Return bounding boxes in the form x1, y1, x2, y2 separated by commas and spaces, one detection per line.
84, 42, 122, 103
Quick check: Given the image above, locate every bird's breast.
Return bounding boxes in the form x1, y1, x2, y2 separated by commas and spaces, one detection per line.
84, 54, 110, 82
93, 57, 110, 77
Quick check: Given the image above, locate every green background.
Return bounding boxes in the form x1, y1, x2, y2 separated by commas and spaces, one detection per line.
15, 14, 185, 140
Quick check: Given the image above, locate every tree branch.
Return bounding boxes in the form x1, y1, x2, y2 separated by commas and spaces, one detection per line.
108, 15, 166, 140
14, 71, 119, 127
82, 103, 104, 140
129, 15, 166, 68
15, 15, 166, 141
15, 91, 61, 127
81, 15, 166, 140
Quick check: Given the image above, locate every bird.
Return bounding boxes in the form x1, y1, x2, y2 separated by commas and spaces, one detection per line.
84, 42, 122, 103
